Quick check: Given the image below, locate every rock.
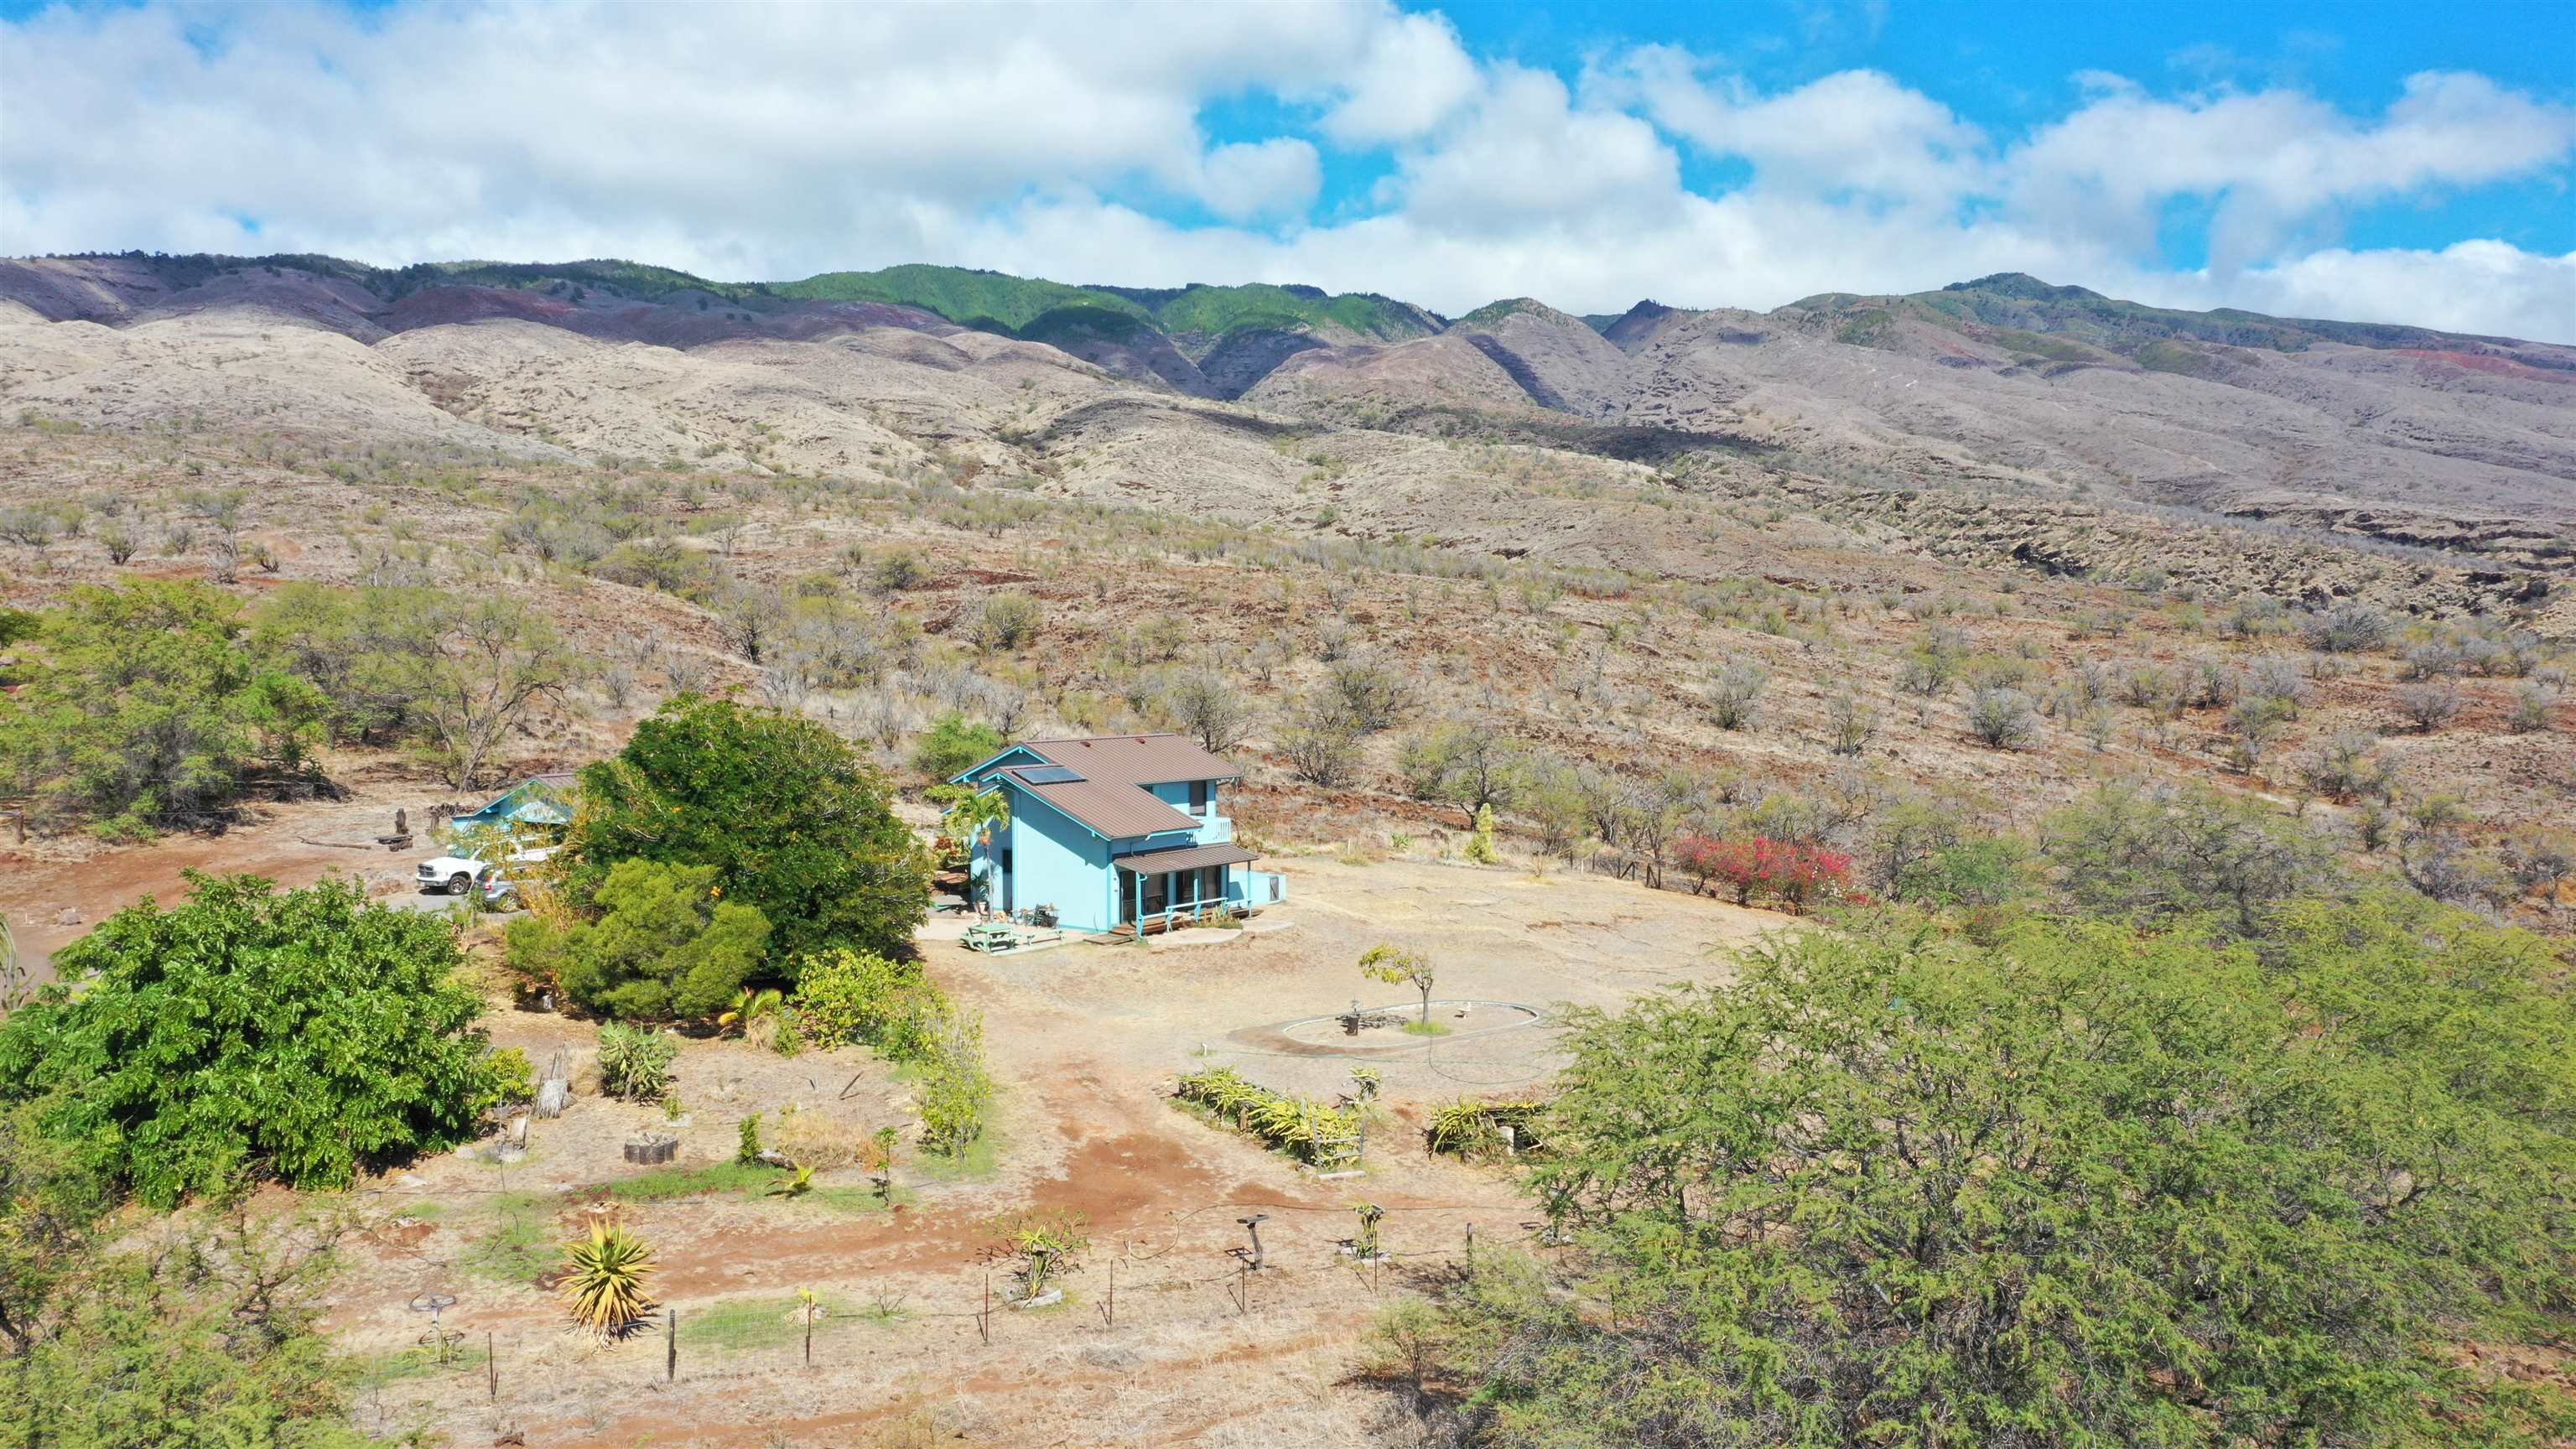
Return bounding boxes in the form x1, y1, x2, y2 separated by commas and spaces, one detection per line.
1080, 1345, 1143, 1371
55, 909, 80, 926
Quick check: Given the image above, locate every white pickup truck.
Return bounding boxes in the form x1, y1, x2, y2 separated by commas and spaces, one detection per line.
415, 844, 557, 900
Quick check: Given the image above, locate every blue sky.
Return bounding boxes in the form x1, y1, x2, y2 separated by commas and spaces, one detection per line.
3, 0, 2571, 336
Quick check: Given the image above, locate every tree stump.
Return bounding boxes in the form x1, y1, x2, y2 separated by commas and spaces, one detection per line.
624, 1135, 678, 1166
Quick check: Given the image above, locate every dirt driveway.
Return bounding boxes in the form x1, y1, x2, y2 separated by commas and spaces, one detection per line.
330, 848, 1787, 1446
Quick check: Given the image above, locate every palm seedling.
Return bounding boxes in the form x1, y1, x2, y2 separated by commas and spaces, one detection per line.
560, 1222, 657, 1340
717, 985, 783, 1039
769, 1161, 815, 1197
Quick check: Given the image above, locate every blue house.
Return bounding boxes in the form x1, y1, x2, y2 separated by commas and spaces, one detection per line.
449, 772, 581, 833
952, 735, 1285, 932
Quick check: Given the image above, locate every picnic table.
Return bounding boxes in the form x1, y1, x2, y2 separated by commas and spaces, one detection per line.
963, 920, 1067, 953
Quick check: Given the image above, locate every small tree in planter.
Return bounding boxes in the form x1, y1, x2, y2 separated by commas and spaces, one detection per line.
867, 1124, 901, 1202
1344, 1201, 1386, 1263
1358, 943, 1436, 1027
995, 1213, 1088, 1306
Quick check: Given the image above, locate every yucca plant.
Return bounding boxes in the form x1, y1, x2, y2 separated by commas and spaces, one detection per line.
561, 1222, 657, 1340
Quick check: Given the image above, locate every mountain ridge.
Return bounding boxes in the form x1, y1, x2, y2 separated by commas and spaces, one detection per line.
3, 249, 2568, 578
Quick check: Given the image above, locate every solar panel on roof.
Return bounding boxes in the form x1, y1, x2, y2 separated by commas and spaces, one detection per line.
1017, 765, 1086, 784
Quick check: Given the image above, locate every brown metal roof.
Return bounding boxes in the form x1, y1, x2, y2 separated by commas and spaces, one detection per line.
1002, 767, 1201, 839
1015, 734, 1241, 787
1114, 843, 1258, 874
983, 734, 1244, 841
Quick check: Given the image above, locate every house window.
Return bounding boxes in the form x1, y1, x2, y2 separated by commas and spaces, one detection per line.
1187, 780, 1208, 813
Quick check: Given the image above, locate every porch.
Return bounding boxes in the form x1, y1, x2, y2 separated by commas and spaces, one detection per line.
1109, 842, 1286, 934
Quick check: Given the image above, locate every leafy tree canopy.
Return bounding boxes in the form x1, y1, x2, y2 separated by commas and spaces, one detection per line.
0, 1113, 390, 1447
506, 859, 771, 1021
0, 873, 508, 1208
0, 581, 328, 837
1381, 893, 2576, 1448
562, 696, 928, 969
911, 710, 1004, 781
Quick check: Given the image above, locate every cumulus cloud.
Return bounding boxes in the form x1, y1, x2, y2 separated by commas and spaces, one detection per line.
1, 1, 2568, 339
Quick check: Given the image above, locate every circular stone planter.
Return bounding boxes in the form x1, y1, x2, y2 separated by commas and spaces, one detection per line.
1273, 1000, 1544, 1052
622, 1134, 678, 1166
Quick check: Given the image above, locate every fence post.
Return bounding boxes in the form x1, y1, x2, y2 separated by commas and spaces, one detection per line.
665, 1309, 676, 1382
1466, 1221, 1475, 1268
1104, 1261, 1115, 1330
486, 1331, 496, 1402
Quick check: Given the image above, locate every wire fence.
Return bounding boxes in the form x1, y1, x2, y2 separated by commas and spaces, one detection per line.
354, 1199, 1555, 1429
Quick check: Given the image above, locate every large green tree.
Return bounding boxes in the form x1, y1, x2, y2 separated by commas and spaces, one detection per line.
563, 696, 928, 969
0, 873, 509, 1208
505, 858, 771, 1020
0, 1112, 389, 1447
0, 581, 327, 836
1375, 895, 2576, 1448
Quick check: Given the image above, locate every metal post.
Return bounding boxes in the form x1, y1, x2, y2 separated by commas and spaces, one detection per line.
979, 1271, 991, 1344
1104, 1261, 1115, 1329
1466, 1222, 1475, 1267
486, 1332, 496, 1401
1238, 1260, 1249, 1315
664, 1309, 676, 1382
803, 1309, 813, 1367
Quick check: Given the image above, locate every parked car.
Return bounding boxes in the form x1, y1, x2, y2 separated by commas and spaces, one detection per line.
416, 844, 556, 898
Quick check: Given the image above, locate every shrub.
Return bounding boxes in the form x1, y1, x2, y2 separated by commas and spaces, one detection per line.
736, 1113, 763, 1165
969, 592, 1043, 652
2041, 786, 2333, 934
562, 696, 929, 969
868, 549, 930, 593
1705, 662, 1768, 731
2303, 601, 2391, 654
0, 873, 504, 1206
507, 859, 771, 1021
1327, 655, 1414, 734
2508, 682, 2560, 734
1161, 670, 1253, 754
1280, 699, 1363, 787
790, 947, 930, 1054
1962, 686, 2040, 750
1672, 834, 1857, 912
2394, 680, 2463, 733
910, 711, 1004, 781
914, 1001, 994, 1157
595, 1024, 678, 1101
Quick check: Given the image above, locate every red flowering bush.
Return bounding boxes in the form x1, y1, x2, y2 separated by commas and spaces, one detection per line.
1672, 834, 1857, 912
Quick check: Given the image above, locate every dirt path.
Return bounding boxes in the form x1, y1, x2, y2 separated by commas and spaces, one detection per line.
0, 773, 444, 984
268, 849, 1781, 1444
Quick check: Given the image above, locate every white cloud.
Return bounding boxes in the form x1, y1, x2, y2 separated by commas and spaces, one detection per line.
1, 2, 2569, 340
1311, 8, 1480, 145
1389, 65, 1680, 235
1606, 49, 1987, 204
2007, 70, 2576, 269
1193, 139, 1323, 221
